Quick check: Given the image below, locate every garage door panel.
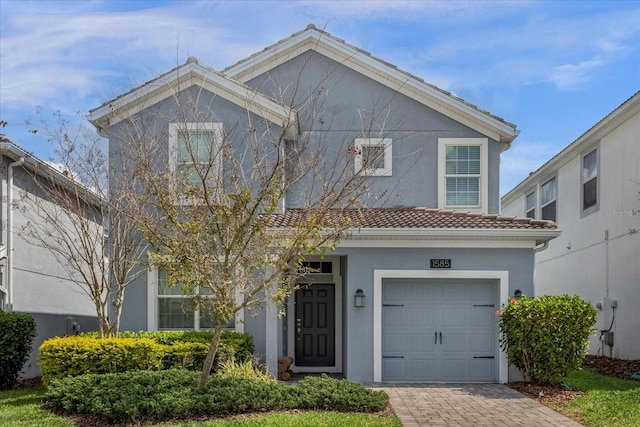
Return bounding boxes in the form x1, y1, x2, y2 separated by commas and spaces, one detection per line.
441, 308, 466, 327
382, 306, 406, 326
410, 334, 437, 353
383, 332, 407, 352
410, 307, 435, 326
469, 308, 494, 326
382, 279, 498, 382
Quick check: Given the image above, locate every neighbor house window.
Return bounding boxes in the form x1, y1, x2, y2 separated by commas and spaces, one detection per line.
541, 177, 557, 222
169, 123, 223, 192
438, 138, 488, 211
149, 266, 239, 331
526, 191, 536, 219
582, 149, 598, 211
354, 138, 392, 176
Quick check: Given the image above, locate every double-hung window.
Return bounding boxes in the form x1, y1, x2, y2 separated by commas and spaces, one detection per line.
152, 266, 237, 331
582, 149, 598, 212
541, 177, 557, 222
354, 138, 392, 176
525, 191, 536, 219
169, 123, 223, 195
438, 138, 488, 211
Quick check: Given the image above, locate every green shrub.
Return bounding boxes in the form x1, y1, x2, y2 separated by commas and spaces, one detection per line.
43, 370, 389, 423
0, 311, 37, 389
39, 337, 164, 384
81, 330, 254, 361
498, 294, 597, 384
291, 374, 389, 412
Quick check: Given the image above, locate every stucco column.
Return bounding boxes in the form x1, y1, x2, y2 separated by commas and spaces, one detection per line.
264, 296, 278, 378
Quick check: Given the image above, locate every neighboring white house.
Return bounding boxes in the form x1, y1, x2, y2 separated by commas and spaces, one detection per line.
502, 91, 640, 359
0, 138, 99, 378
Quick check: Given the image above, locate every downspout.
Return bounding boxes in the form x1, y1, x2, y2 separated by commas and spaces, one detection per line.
533, 240, 549, 253
6, 157, 24, 311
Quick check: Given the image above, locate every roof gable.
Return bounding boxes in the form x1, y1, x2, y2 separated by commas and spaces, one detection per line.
88, 57, 298, 140
224, 24, 518, 145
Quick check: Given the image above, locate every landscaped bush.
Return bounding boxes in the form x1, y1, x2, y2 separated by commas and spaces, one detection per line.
0, 311, 37, 389
498, 294, 597, 384
82, 330, 254, 362
39, 337, 164, 384
43, 370, 388, 424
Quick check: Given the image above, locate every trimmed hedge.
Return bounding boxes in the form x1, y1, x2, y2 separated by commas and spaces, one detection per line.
44, 371, 389, 424
39, 337, 164, 384
40, 331, 254, 384
0, 311, 37, 389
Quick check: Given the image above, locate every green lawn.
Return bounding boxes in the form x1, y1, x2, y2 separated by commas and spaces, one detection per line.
0, 385, 400, 427
560, 369, 640, 427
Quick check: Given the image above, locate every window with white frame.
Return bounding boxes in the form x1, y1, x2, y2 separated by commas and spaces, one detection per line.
354, 138, 392, 176
153, 266, 236, 331
541, 177, 557, 222
438, 138, 488, 211
169, 123, 223, 190
582, 149, 598, 211
525, 191, 536, 219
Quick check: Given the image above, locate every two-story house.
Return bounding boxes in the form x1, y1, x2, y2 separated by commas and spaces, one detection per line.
0, 138, 100, 378
502, 91, 640, 360
89, 25, 559, 383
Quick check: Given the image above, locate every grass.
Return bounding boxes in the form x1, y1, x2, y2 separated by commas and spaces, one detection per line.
0, 385, 400, 427
0, 385, 70, 427
559, 369, 640, 427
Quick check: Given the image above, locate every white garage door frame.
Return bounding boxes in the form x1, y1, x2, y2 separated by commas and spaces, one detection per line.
373, 269, 509, 383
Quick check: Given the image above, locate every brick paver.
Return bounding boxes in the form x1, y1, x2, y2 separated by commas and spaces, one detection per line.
372, 383, 583, 427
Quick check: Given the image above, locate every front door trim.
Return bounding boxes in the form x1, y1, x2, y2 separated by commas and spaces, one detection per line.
287, 256, 343, 373
373, 269, 508, 383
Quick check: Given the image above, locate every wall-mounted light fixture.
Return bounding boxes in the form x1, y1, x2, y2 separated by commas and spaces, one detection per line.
514, 289, 522, 298
354, 289, 366, 307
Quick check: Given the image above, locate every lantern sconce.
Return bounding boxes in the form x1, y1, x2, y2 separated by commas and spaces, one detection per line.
354, 289, 366, 307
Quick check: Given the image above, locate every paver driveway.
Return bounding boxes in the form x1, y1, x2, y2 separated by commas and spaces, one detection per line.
374, 383, 583, 426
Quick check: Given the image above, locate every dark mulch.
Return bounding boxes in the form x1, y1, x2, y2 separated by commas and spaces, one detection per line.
508, 355, 640, 408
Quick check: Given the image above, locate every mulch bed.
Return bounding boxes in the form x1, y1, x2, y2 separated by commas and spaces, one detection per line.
508, 355, 640, 406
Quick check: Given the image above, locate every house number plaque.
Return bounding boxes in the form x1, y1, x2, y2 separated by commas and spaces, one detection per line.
430, 259, 451, 269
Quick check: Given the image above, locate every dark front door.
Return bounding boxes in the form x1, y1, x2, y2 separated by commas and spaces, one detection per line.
295, 283, 335, 366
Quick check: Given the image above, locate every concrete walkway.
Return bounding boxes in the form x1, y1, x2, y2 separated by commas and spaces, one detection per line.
373, 383, 584, 427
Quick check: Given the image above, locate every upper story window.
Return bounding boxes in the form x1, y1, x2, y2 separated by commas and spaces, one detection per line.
354, 138, 392, 176
525, 191, 536, 219
151, 266, 238, 331
541, 177, 557, 222
582, 149, 598, 212
438, 138, 488, 211
169, 123, 223, 191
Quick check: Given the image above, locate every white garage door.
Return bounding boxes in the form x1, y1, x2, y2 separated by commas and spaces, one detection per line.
382, 279, 498, 382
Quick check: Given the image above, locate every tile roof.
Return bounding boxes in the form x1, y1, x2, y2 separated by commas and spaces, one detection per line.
263, 207, 557, 230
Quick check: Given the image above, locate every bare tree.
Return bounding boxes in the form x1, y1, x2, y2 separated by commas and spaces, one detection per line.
17, 113, 146, 337
109, 62, 403, 386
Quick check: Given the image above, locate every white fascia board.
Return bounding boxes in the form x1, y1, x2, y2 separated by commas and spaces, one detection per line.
226, 30, 517, 143
89, 63, 298, 140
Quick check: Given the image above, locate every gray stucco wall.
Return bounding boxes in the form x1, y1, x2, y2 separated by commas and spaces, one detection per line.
244, 51, 503, 212
333, 246, 534, 383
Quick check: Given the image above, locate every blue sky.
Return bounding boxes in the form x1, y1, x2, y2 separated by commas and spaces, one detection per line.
1, 0, 639, 195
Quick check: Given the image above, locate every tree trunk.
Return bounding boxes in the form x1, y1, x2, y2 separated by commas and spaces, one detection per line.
198, 325, 224, 388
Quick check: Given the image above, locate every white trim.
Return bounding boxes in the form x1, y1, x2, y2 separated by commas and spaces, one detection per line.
373, 269, 509, 383
338, 239, 537, 249
354, 138, 392, 176
287, 256, 343, 373
88, 64, 298, 140
438, 138, 489, 212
